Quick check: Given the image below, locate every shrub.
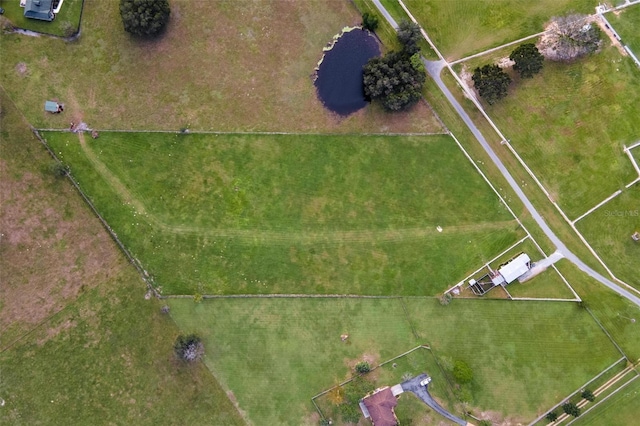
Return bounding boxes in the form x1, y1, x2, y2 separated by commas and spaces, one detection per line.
581, 389, 595, 402
362, 12, 379, 32
562, 402, 580, 417
174, 334, 204, 362
50, 162, 69, 177
119, 0, 170, 37
355, 361, 371, 374
453, 360, 473, 384
546, 411, 558, 422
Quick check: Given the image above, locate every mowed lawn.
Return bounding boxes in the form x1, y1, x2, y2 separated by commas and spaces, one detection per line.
609, 4, 640, 53
478, 46, 640, 219
0, 0, 442, 134
45, 131, 524, 295
571, 377, 640, 426
168, 297, 621, 425
576, 186, 640, 290
401, 0, 594, 59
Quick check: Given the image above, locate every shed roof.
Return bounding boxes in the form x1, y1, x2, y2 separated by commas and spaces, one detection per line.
498, 253, 531, 284
24, 0, 54, 21
363, 387, 398, 426
44, 101, 59, 112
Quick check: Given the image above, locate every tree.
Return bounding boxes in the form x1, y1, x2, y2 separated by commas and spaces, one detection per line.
472, 64, 511, 105
540, 14, 601, 61
396, 20, 421, 56
362, 12, 379, 32
545, 411, 558, 422
562, 402, 581, 417
119, 0, 170, 37
452, 360, 473, 384
355, 361, 371, 374
174, 334, 204, 362
510, 43, 544, 78
581, 389, 596, 402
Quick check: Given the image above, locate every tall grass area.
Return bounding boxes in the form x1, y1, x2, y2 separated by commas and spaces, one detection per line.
402, 0, 594, 59
576, 186, 640, 290
168, 297, 621, 425
477, 47, 640, 219
44, 131, 524, 295
609, 4, 640, 53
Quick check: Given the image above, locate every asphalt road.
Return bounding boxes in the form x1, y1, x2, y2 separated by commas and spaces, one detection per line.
401, 374, 467, 426
371, 0, 640, 307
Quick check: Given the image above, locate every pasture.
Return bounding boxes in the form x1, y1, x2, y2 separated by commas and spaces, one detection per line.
0, 0, 442, 133
609, 4, 640, 53
401, 0, 594, 59
44, 131, 524, 295
167, 297, 621, 425
0, 89, 243, 425
576, 186, 640, 290
463, 46, 640, 219
572, 377, 640, 426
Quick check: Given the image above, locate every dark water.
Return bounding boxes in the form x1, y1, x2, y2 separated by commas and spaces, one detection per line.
315, 29, 381, 116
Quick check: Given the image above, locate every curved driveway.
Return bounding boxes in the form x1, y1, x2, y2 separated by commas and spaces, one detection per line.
401, 374, 467, 426
371, 0, 640, 307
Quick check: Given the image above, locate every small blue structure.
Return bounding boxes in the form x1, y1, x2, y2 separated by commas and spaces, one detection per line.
45, 101, 63, 113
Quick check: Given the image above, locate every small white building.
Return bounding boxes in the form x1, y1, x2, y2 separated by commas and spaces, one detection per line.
498, 253, 531, 284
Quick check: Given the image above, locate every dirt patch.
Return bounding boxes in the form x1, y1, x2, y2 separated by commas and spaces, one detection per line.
475, 410, 525, 426
459, 65, 480, 103
15, 62, 28, 76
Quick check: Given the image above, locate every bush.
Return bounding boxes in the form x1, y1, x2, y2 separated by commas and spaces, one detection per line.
453, 360, 473, 384
562, 402, 580, 417
174, 334, 204, 362
545, 411, 558, 422
120, 0, 170, 37
362, 12, 379, 32
50, 162, 69, 177
581, 389, 595, 402
355, 361, 371, 374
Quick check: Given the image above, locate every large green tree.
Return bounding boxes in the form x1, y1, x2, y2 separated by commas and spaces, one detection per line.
119, 0, 171, 37
509, 43, 544, 78
472, 64, 511, 105
396, 20, 422, 56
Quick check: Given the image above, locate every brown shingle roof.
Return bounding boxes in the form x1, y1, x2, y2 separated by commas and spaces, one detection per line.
363, 387, 398, 426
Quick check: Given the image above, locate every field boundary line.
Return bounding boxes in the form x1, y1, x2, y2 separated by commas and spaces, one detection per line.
509, 297, 579, 302
528, 356, 627, 426
573, 190, 622, 224
585, 307, 630, 360
565, 374, 640, 426
36, 128, 449, 136
623, 144, 640, 177
626, 177, 640, 188
450, 30, 547, 65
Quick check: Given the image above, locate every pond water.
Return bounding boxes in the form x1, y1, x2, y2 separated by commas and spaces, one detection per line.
314, 28, 381, 116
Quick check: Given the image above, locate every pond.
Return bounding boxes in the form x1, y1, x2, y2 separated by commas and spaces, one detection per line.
314, 28, 381, 116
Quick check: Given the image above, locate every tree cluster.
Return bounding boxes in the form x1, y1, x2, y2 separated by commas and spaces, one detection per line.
362, 12, 379, 32
120, 0, 170, 37
541, 14, 602, 61
363, 20, 426, 112
510, 43, 544, 78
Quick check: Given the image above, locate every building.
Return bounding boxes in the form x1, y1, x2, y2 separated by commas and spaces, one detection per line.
361, 387, 398, 426
24, 0, 55, 22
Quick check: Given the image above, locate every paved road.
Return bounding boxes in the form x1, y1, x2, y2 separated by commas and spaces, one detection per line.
371, 1, 640, 308
401, 374, 467, 426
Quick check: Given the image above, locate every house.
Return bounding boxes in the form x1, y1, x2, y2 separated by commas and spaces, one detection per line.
361, 387, 398, 426
24, 0, 55, 22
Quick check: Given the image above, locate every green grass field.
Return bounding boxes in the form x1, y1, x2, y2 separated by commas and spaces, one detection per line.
576, 186, 640, 290
469, 46, 640, 219
44, 131, 524, 295
0, 0, 442, 134
572, 377, 640, 426
609, 4, 640, 54
168, 297, 621, 425
401, 0, 594, 59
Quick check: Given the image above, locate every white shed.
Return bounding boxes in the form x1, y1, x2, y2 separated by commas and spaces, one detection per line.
498, 253, 531, 284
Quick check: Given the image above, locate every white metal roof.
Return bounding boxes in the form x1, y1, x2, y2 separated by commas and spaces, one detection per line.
498, 253, 531, 284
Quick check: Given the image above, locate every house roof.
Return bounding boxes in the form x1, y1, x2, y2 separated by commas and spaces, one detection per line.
498, 253, 531, 284
363, 387, 398, 426
24, 0, 54, 21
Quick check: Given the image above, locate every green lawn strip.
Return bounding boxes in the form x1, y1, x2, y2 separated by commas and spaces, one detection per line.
609, 4, 640, 54
0, 0, 83, 37
555, 261, 640, 361
402, 0, 594, 60
570, 375, 640, 425
0, 1, 442, 134
576, 186, 640, 290
167, 297, 417, 426
464, 46, 639, 219
403, 298, 622, 422
44, 131, 524, 295
0, 272, 244, 425
435, 66, 611, 279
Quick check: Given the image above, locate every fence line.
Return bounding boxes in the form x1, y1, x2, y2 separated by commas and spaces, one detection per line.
31, 128, 161, 298
565, 374, 639, 425
36, 128, 448, 137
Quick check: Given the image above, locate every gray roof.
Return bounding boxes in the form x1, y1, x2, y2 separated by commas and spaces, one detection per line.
24, 0, 54, 21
